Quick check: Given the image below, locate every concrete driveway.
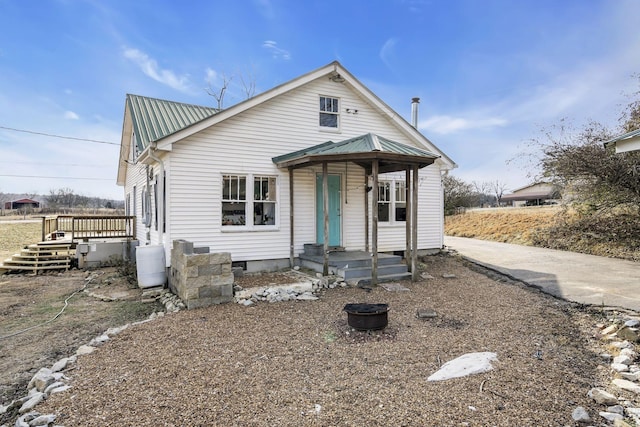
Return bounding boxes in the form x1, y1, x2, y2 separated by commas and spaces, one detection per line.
444, 236, 640, 313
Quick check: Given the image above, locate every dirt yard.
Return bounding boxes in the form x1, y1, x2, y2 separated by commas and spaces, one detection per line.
20, 255, 621, 426
0, 267, 163, 424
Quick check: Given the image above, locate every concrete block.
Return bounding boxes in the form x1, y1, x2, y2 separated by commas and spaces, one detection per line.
211, 273, 234, 287
186, 265, 199, 278
173, 239, 194, 255
199, 286, 221, 299
208, 252, 231, 265
220, 283, 233, 297
187, 253, 211, 268
198, 263, 222, 276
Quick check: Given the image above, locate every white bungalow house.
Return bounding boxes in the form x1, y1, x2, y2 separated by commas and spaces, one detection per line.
603, 128, 640, 153
117, 61, 456, 280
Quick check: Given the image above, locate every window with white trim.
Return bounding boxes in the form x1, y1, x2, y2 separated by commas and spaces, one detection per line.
319, 96, 339, 128
141, 186, 152, 227
377, 181, 391, 222
222, 175, 246, 226
395, 181, 407, 222
378, 180, 407, 223
222, 174, 278, 228
253, 176, 276, 225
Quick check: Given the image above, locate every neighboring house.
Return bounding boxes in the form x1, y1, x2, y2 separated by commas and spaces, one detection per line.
117, 61, 456, 272
4, 198, 40, 210
501, 183, 560, 207
603, 128, 640, 153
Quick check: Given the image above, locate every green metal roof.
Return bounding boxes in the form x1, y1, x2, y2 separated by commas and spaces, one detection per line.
126, 94, 218, 151
272, 133, 439, 171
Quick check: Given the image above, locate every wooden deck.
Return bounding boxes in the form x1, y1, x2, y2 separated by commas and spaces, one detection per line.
1, 215, 136, 274
42, 215, 136, 242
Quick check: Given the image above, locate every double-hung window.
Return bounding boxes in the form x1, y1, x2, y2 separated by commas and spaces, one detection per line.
378, 180, 407, 224
222, 174, 278, 228
253, 176, 276, 225
222, 175, 247, 226
319, 96, 339, 129
377, 182, 391, 222
395, 181, 407, 221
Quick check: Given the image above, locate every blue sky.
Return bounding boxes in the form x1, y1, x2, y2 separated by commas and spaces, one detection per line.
1, 0, 638, 200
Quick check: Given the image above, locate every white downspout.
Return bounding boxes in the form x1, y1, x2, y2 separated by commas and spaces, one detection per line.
149, 143, 165, 250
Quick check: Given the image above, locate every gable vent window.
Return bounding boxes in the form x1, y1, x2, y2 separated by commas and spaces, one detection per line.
319, 96, 339, 129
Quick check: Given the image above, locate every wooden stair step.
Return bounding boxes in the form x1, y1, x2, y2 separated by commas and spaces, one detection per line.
0, 264, 70, 272
3, 258, 71, 266
28, 244, 72, 251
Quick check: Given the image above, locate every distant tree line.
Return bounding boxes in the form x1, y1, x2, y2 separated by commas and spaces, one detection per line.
443, 176, 508, 215
44, 188, 124, 212
0, 188, 124, 216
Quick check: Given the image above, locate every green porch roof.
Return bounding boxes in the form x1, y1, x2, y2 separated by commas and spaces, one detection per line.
272, 133, 439, 173
127, 94, 218, 151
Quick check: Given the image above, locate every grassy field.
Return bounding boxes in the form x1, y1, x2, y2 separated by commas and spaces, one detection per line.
0, 220, 41, 261
445, 206, 640, 261
445, 206, 560, 245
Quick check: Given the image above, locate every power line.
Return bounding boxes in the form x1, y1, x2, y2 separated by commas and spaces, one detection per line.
0, 174, 113, 181
0, 160, 110, 167
0, 125, 119, 146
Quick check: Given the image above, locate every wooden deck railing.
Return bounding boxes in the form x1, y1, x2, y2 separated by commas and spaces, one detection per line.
42, 215, 136, 242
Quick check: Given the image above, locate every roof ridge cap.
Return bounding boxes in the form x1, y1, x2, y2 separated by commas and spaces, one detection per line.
127, 94, 217, 111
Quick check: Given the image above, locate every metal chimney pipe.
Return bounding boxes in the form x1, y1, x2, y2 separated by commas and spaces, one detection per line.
411, 97, 420, 128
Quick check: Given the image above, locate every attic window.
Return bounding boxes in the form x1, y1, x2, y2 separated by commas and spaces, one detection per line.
319, 96, 339, 129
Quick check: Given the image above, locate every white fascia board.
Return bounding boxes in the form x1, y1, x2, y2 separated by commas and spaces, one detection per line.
116, 106, 133, 186
615, 136, 640, 153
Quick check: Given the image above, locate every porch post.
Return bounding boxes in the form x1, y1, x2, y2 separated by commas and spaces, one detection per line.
405, 167, 411, 271
289, 168, 294, 268
364, 173, 369, 252
411, 165, 419, 280
371, 160, 379, 286
322, 162, 329, 276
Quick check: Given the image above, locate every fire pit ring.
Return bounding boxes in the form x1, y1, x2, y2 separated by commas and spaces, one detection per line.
343, 303, 389, 330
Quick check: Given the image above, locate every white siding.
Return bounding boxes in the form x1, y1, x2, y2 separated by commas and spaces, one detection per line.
122, 153, 167, 250
163, 76, 446, 262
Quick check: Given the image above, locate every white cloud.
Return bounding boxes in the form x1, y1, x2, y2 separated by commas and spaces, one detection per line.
262, 40, 291, 60
205, 67, 217, 83
420, 115, 508, 134
64, 111, 79, 120
380, 37, 398, 69
123, 47, 192, 93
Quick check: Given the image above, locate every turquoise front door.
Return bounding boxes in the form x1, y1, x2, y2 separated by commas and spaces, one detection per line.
316, 174, 341, 246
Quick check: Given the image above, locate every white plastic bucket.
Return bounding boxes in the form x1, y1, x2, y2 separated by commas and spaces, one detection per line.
136, 245, 166, 288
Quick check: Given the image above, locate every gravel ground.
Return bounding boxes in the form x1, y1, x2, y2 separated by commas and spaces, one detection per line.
41, 255, 607, 426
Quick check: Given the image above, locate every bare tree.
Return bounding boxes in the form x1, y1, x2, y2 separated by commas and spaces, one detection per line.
443, 175, 476, 215
490, 180, 508, 206
0, 191, 10, 215
206, 68, 258, 109
619, 73, 640, 133
237, 68, 257, 99
206, 72, 232, 110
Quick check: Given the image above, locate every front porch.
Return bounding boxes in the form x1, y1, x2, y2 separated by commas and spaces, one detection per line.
298, 244, 410, 282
